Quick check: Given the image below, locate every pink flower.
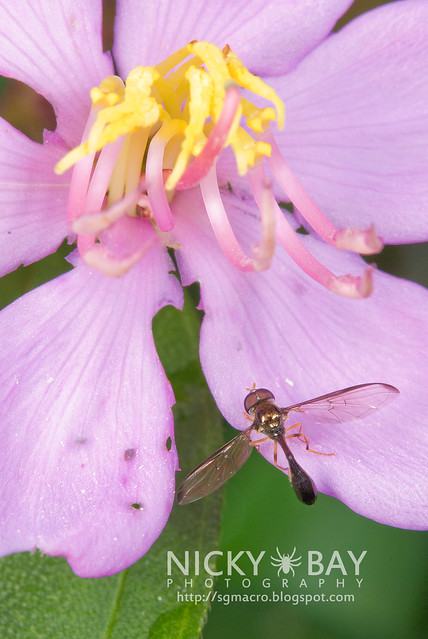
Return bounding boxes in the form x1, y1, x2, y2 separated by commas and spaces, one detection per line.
0, 0, 427, 577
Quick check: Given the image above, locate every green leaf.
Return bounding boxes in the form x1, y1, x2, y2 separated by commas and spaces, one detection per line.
0, 277, 224, 638
0, 239, 73, 310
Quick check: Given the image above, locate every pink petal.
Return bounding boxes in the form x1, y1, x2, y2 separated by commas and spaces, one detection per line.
270, 0, 428, 243
0, 0, 113, 146
0, 121, 71, 276
172, 188, 428, 529
0, 234, 183, 577
114, 0, 353, 77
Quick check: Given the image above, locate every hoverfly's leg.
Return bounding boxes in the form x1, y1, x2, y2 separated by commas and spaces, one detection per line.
299, 432, 335, 456
293, 431, 335, 456
242, 411, 253, 423
284, 422, 302, 434
285, 423, 335, 456
284, 422, 306, 445
249, 435, 270, 452
245, 382, 257, 391
273, 440, 289, 472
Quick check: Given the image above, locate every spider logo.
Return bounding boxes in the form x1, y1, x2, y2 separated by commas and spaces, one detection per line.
270, 546, 302, 576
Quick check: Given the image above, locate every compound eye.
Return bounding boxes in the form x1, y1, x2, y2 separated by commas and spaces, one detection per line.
244, 388, 275, 413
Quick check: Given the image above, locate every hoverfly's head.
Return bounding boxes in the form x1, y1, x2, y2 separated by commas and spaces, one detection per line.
244, 387, 275, 415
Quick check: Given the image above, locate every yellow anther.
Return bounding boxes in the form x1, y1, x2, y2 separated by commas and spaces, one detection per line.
126, 66, 159, 100
166, 66, 213, 190
90, 75, 125, 108
89, 67, 161, 150
231, 129, 271, 175
247, 107, 277, 133
187, 41, 230, 121
254, 141, 271, 158
155, 45, 193, 77
55, 67, 161, 175
153, 76, 182, 119
55, 41, 284, 186
224, 48, 285, 130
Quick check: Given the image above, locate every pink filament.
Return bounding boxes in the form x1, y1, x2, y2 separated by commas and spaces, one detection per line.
200, 167, 255, 272
146, 123, 183, 232
85, 138, 124, 213
200, 166, 276, 273
274, 208, 373, 298
73, 177, 146, 234
249, 164, 373, 298
66, 111, 99, 225
73, 137, 125, 262
264, 130, 383, 255
175, 84, 242, 190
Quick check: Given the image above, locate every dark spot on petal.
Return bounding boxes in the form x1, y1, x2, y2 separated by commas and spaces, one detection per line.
166, 437, 172, 451
124, 448, 136, 461
131, 502, 142, 510
75, 437, 87, 445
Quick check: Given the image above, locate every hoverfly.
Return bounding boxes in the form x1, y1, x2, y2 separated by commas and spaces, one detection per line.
177, 383, 399, 506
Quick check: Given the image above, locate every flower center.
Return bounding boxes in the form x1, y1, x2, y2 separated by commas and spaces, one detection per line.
55, 41, 382, 296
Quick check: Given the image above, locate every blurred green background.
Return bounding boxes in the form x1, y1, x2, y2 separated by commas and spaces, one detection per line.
0, 1, 426, 638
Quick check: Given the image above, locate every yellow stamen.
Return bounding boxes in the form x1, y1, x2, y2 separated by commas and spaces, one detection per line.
242, 99, 277, 133
55, 41, 285, 189
165, 66, 212, 190
55, 67, 161, 175
87, 67, 161, 152
124, 128, 150, 198
108, 134, 131, 204
231, 128, 271, 175
187, 41, 230, 121
224, 47, 285, 130
155, 45, 193, 77
90, 75, 125, 108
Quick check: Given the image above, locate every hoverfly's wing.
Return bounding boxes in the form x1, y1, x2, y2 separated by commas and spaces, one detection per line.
177, 428, 253, 504
282, 383, 399, 424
